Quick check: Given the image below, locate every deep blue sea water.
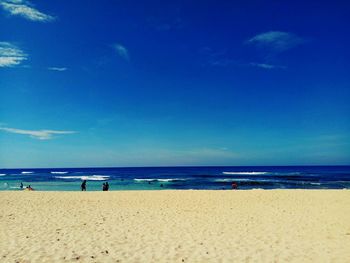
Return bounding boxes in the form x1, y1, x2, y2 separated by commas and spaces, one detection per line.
0, 166, 350, 191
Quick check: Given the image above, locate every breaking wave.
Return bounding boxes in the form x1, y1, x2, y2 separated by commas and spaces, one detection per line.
21, 171, 34, 174
50, 171, 68, 174
134, 178, 186, 182
55, 175, 110, 181
215, 178, 257, 182
134, 178, 154, 182
158, 178, 186, 182
222, 172, 268, 175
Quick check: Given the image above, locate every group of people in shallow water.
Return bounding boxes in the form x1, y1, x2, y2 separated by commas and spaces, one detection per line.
80, 181, 237, 190
80, 180, 109, 191
19, 182, 34, 191
18, 180, 238, 191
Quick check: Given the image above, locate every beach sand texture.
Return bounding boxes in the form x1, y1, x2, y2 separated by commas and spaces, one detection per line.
0, 190, 349, 262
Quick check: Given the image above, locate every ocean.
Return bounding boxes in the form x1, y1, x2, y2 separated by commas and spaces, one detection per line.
0, 166, 349, 191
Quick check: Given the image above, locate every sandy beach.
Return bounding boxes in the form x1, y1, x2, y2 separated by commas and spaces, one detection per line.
0, 190, 349, 262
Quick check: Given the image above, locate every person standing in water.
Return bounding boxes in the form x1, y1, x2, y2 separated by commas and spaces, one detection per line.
231, 182, 238, 190
20, 182, 23, 189
81, 180, 87, 191
102, 182, 110, 191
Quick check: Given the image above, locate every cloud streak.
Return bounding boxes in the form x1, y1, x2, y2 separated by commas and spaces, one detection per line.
246, 31, 304, 52
249, 62, 286, 70
48, 67, 67, 71
0, 127, 76, 140
0, 42, 27, 67
0, 0, 54, 22
114, 43, 129, 61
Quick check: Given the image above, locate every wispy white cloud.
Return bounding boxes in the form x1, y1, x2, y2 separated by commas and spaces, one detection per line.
249, 62, 286, 70
114, 43, 129, 61
48, 67, 67, 71
0, 127, 76, 140
0, 0, 54, 22
246, 31, 304, 52
0, 42, 27, 67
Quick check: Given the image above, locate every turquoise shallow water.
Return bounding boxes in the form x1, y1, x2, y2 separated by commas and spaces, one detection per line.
2, 180, 164, 191
1, 166, 350, 191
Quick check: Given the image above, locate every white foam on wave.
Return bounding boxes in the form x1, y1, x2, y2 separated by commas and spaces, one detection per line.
21, 171, 34, 174
222, 172, 268, 175
215, 178, 276, 183
50, 171, 68, 174
158, 178, 186, 182
134, 178, 155, 182
0, 173, 6, 176
82, 175, 110, 181
55, 175, 110, 181
215, 178, 253, 182
134, 178, 185, 182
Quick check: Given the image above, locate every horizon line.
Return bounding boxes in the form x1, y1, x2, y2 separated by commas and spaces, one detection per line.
1, 164, 349, 170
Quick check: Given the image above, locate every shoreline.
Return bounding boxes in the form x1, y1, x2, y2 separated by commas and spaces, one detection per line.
3, 189, 350, 193
1, 190, 350, 262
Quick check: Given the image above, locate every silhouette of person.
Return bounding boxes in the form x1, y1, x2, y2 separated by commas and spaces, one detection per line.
105, 182, 109, 191
20, 182, 23, 189
81, 180, 87, 191
232, 182, 238, 190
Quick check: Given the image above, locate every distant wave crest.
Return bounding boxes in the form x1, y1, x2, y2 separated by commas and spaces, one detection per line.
55, 175, 110, 181
158, 178, 186, 182
215, 178, 254, 182
222, 172, 268, 175
51, 171, 68, 174
134, 178, 155, 182
21, 171, 33, 174
0, 173, 6, 176
134, 178, 185, 182
215, 178, 277, 183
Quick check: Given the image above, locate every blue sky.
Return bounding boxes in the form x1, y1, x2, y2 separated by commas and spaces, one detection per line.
0, 0, 349, 168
